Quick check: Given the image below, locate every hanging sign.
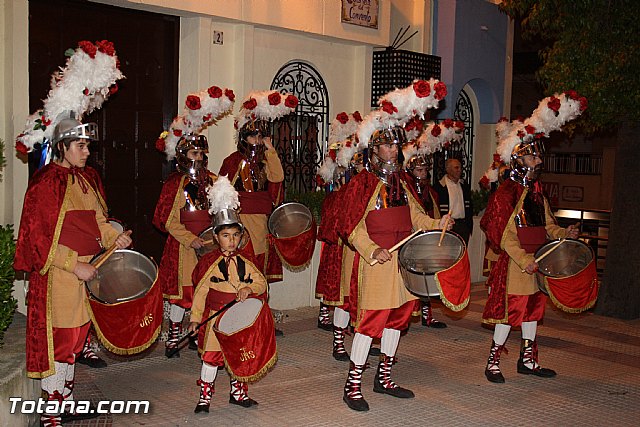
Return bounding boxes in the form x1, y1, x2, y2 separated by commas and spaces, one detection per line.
341, 0, 379, 29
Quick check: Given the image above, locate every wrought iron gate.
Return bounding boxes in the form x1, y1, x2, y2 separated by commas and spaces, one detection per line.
270, 61, 329, 193
433, 88, 474, 184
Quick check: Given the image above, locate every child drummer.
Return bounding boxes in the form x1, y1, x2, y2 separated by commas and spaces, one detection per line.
189, 176, 272, 413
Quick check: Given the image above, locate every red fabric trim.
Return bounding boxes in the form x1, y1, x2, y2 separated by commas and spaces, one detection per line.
201, 351, 225, 366
180, 210, 211, 235
88, 276, 164, 353
238, 191, 274, 214
355, 300, 419, 338
516, 226, 547, 253
52, 323, 90, 363
544, 259, 599, 312
58, 210, 102, 256
365, 206, 412, 248
270, 221, 317, 269
168, 285, 193, 309
214, 298, 277, 382
435, 250, 471, 309
152, 172, 184, 233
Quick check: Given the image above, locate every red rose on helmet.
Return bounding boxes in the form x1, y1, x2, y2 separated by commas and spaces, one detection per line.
173, 129, 182, 137
108, 84, 118, 96
547, 96, 561, 113
381, 100, 397, 114
493, 153, 502, 163
517, 130, 525, 138
336, 112, 349, 124
268, 92, 282, 105
413, 80, 431, 98
329, 149, 337, 161
83, 88, 90, 96
225, 89, 235, 101
525, 124, 536, 135
208, 86, 223, 98
243, 98, 258, 110
454, 120, 464, 130
565, 90, 579, 100
15, 140, 28, 155
78, 41, 97, 58
431, 124, 442, 137
203, 114, 212, 122
41, 115, 51, 126
442, 119, 454, 128
285, 95, 299, 109
434, 82, 447, 100
353, 111, 363, 122
186, 95, 201, 110
155, 137, 166, 152
579, 96, 588, 111
96, 40, 115, 56
515, 115, 525, 122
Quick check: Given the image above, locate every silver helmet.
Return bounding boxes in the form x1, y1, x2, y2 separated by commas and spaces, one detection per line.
405, 154, 432, 181
509, 139, 545, 186
212, 208, 244, 234
238, 119, 270, 162
176, 133, 209, 180
51, 111, 98, 159
368, 127, 406, 181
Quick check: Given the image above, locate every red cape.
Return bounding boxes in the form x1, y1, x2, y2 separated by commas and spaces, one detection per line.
14, 163, 106, 378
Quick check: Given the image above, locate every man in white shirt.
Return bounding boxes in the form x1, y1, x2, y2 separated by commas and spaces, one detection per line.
435, 158, 473, 244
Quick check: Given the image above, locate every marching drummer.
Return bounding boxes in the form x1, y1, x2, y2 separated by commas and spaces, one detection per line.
154, 86, 235, 357
403, 150, 448, 329
189, 176, 272, 412
219, 90, 298, 335
15, 111, 132, 426
335, 81, 452, 412
480, 93, 585, 384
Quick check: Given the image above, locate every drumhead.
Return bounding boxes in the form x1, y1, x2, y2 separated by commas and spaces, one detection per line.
217, 298, 263, 335
268, 202, 313, 238
108, 218, 124, 234
196, 226, 220, 258
399, 231, 465, 275
535, 239, 593, 278
86, 249, 157, 304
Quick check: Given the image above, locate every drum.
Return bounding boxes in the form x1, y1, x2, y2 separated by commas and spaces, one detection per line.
535, 239, 598, 312
108, 218, 125, 234
86, 249, 163, 354
398, 231, 465, 296
268, 202, 317, 271
195, 226, 220, 258
214, 297, 277, 383
268, 202, 313, 238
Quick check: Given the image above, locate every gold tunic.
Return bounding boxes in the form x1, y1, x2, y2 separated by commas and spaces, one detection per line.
50, 177, 120, 328
502, 193, 567, 295
348, 181, 440, 311
238, 148, 284, 256
190, 256, 267, 352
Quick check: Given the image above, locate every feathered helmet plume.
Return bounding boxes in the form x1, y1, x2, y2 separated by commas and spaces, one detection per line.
403, 118, 465, 168
207, 175, 243, 231
234, 90, 299, 132
317, 111, 364, 184
155, 86, 235, 159
15, 40, 124, 154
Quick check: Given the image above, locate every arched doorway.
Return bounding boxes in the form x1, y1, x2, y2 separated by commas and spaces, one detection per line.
270, 61, 329, 193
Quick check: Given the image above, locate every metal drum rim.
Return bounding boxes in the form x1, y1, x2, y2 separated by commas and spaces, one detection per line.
534, 238, 594, 279
268, 202, 314, 238
86, 249, 158, 305
398, 230, 465, 275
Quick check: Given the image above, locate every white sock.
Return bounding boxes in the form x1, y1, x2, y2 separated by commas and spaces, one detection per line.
201, 363, 218, 383
349, 333, 373, 365
333, 307, 350, 329
493, 324, 511, 346
169, 304, 186, 323
63, 363, 75, 401
380, 328, 401, 357
41, 362, 67, 415
521, 321, 537, 341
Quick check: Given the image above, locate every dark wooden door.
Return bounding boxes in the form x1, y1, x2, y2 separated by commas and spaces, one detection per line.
28, 0, 179, 261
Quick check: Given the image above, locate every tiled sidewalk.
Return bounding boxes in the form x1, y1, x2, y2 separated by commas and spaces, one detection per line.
67, 283, 640, 426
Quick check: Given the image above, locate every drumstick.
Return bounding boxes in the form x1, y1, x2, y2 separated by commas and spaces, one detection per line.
166, 299, 238, 358
438, 211, 452, 247
92, 230, 132, 269
521, 238, 567, 273
371, 228, 423, 266
202, 239, 214, 245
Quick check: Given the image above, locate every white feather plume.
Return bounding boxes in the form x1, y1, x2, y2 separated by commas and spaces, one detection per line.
207, 175, 240, 215
235, 90, 298, 131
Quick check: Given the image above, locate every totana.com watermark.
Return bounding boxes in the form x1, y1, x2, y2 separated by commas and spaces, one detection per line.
8, 397, 150, 414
